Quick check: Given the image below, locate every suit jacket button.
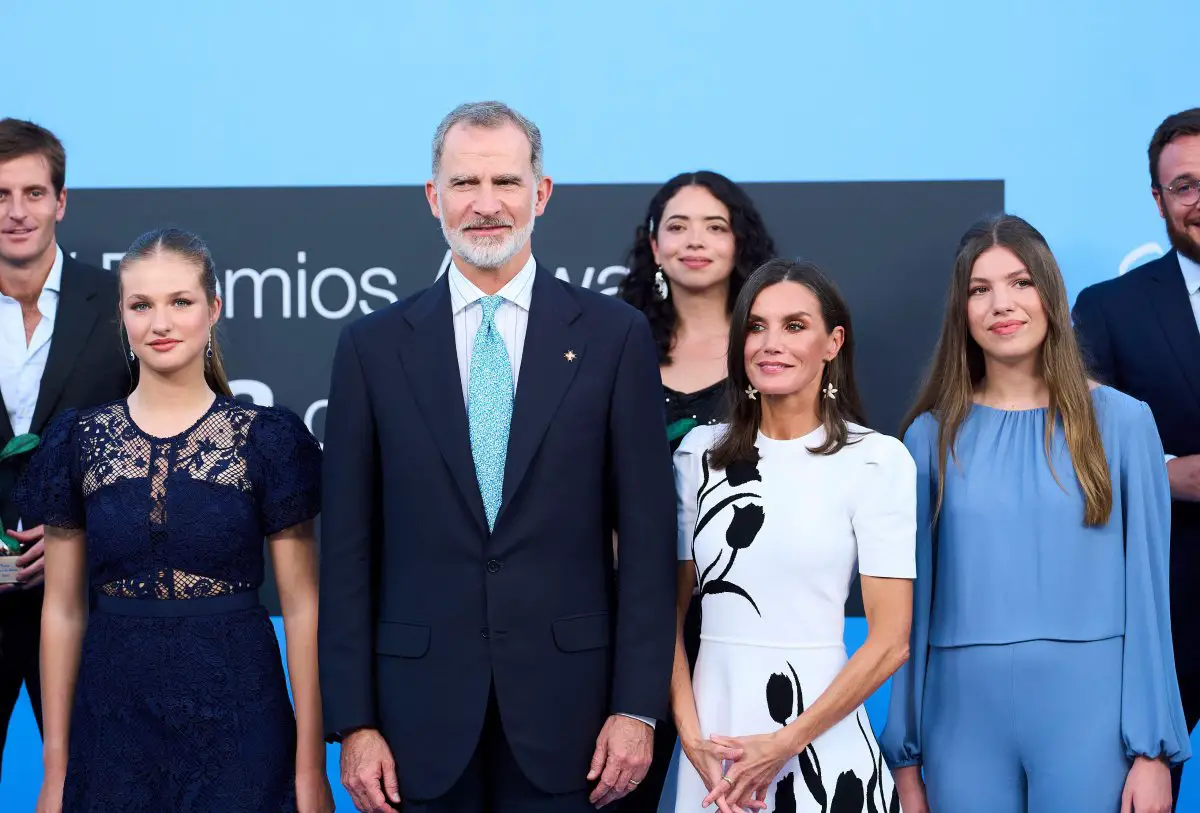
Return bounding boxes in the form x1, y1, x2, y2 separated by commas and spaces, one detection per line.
486, 559, 502, 573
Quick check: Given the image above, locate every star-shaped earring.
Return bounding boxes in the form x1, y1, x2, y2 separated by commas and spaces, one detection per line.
745, 384, 758, 400
564, 350, 576, 362
823, 383, 838, 400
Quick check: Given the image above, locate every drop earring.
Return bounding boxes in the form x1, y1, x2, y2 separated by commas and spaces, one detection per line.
129, 348, 136, 362
653, 268, 669, 301
206, 331, 213, 359
823, 373, 838, 400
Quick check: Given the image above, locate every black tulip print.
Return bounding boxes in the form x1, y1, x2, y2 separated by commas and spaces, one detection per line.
829, 771, 864, 813
766, 664, 827, 811
790, 663, 827, 811
725, 458, 762, 487
800, 747, 828, 812
888, 787, 900, 813
774, 772, 797, 813
698, 498, 764, 614
766, 673, 793, 726
726, 504, 765, 550
693, 452, 763, 538
856, 711, 889, 813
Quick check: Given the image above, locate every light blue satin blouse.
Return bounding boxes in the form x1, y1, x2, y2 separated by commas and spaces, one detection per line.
880, 385, 1191, 768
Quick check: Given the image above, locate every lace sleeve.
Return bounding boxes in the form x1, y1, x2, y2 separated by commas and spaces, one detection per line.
249, 407, 323, 536
13, 409, 83, 529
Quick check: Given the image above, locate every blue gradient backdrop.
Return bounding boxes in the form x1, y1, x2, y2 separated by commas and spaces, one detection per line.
3, 2, 1198, 809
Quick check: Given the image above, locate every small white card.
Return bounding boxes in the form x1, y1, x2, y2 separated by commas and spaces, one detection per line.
0, 556, 20, 585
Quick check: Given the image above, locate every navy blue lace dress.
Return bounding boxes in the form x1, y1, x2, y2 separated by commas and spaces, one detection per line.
14, 396, 322, 812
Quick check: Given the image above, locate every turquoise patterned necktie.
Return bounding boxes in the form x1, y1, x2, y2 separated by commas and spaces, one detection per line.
468, 295, 514, 531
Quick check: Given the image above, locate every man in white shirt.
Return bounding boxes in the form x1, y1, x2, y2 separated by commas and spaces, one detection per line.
0, 119, 132, 778
319, 102, 676, 812
1073, 107, 1200, 807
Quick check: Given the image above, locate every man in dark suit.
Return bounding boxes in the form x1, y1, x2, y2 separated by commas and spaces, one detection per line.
1073, 107, 1200, 805
318, 101, 677, 813
0, 118, 132, 776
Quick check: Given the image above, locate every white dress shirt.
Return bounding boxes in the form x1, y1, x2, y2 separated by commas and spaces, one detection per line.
448, 255, 536, 405
447, 256, 655, 729
1178, 251, 1200, 338
0, 244, 63, 436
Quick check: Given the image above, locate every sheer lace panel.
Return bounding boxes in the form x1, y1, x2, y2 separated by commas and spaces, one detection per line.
150, 451, 169, 525
79, 413, 152, 498
81, 402, 259, 600
99, 570, 254, 599
78, 403, 253, 499
172, 411, 254, 490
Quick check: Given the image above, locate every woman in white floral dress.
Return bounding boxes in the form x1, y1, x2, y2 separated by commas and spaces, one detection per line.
671, 260, 916, 813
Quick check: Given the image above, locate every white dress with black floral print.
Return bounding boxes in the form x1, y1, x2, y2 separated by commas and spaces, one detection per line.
674, 423, 916, 813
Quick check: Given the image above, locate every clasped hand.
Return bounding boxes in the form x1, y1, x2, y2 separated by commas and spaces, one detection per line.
684, 730, 794, 813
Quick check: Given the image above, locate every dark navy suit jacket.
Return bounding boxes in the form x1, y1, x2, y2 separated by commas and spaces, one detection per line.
318, 265, 677, 799
0, 257, 132, 535
1073, 249, 1200, 705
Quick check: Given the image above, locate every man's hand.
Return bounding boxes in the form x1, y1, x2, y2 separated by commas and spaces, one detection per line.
1167, 455, 1200, 502
587, 715, 653, 808
0, 526, 45, 593
340, 728, 400, 812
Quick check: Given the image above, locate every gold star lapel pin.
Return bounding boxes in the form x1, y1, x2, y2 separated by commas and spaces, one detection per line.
564, 350, 577, 362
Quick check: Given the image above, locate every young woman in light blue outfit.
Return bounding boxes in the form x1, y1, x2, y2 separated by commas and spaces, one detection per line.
880, 214, 1190, 813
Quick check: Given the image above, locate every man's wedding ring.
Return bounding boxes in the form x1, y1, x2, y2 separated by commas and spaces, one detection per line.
721, 776, 734, 786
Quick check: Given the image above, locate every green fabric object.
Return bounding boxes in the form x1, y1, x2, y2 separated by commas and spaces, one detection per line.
0, 433, 40, 554
666, 418, 697, 444
0, 434, 39, 461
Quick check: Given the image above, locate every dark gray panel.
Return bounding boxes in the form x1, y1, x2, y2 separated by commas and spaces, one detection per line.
58, 180, 1004, 615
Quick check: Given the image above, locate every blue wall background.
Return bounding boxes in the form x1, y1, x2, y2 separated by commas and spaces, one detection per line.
3, 1, 1198, 809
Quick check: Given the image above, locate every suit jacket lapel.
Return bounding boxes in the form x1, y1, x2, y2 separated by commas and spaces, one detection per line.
397, 276, 489, 535
30, 258, 103, 436
1147, 251, 1200, 411
497, 268, 583, 527
0, 389, 13, 446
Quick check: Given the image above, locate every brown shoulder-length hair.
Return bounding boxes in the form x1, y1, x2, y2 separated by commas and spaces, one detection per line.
904, 214, 1111, 526
118, 228, 234, 398
710, 259, 867, 469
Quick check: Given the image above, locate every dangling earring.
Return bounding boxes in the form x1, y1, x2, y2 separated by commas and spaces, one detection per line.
653, 268, 669, 301
745, 384, 758, 401
823, 371, 838, 400
206, 330, 214, 359
129, 348, 136, 362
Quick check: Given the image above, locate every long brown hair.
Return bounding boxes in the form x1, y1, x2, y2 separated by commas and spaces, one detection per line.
904, 214, 1111, 526
118, 228, 233, 397
710, 259, 866, 469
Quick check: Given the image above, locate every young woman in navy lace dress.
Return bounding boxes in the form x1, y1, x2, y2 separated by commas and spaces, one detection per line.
15, 229, 334, 812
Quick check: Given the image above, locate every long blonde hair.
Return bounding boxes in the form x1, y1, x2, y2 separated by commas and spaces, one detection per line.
904, 215, 1111, 526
